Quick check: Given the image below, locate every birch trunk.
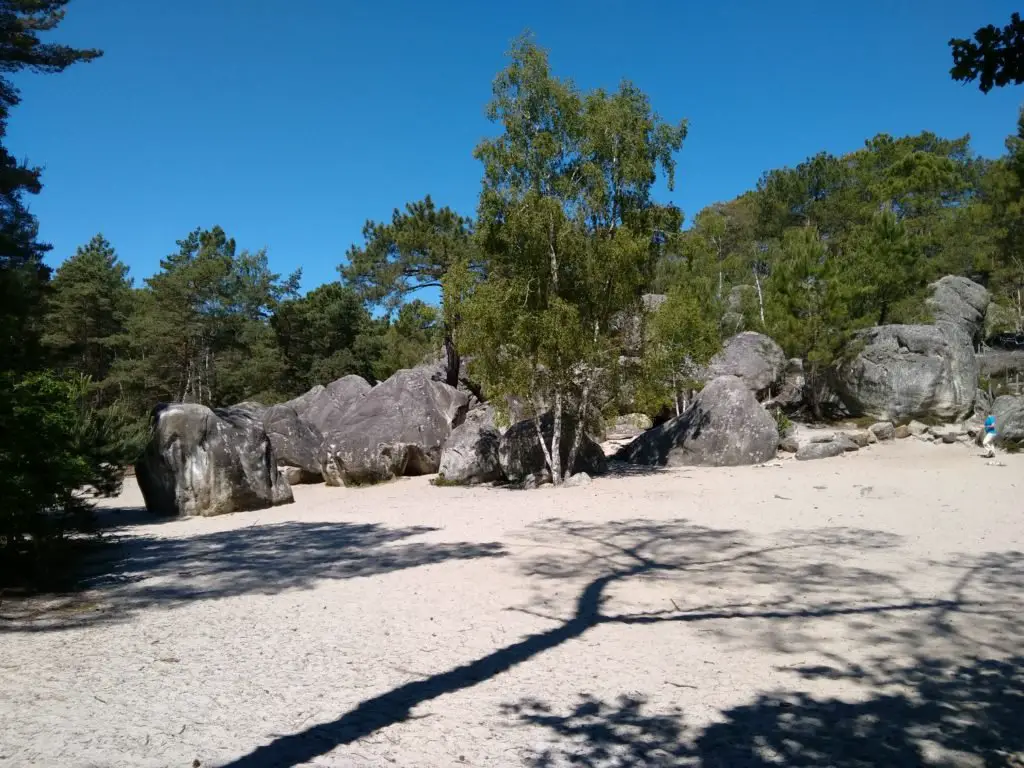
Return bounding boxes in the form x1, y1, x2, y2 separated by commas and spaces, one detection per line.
753, 268, 766, 328
550, 390, 563, 485
532, 396, 555, 482
565, 380, 591, 480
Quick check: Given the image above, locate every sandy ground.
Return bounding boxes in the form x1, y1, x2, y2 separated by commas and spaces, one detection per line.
1, 438, 1023, 768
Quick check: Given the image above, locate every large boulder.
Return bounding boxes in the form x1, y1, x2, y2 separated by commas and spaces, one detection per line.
618, 376, 779, 467
136, 403, 293, 517
835, 324, 978, 423
707, 332, 786, 398
296, 375, 372, 434
926, 275, 990, 344
437, 407, 502, 485
319, 369, 469, 486
498, 411, 608, 484
262, 404, 324, 483
992, 395, 1024, 447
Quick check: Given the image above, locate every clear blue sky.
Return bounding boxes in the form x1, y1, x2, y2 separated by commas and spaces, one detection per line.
8, 0, 1024, 294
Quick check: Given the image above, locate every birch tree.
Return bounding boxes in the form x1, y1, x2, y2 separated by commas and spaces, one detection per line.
460, 34, 686, 484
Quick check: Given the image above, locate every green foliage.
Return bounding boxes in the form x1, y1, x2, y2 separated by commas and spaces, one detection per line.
113, 226, 300, 410
461, 33, 687, 482
0, 371, 142, 585
373, 300, 442, 381
272, 281, 379, 392
950, 12, 1024, 93
773, 409, 793, 436
635, 286, 720, 416
765, 228, 861, 418
43, 234, 134, 405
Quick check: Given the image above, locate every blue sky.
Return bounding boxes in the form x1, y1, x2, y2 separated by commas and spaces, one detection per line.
8, 0, 1023, 294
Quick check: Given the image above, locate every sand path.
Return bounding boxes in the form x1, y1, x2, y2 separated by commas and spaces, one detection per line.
1, 439, 1022, 767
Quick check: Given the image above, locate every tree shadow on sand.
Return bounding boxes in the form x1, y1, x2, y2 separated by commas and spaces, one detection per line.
0, 520, 506, 632
215, 518, 1021, 768
504, 545, 1024, 767
505, 654, 1024, 767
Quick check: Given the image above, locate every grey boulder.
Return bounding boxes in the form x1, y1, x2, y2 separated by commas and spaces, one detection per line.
926, 275, 990, 344
618, 376, 778, 467
437, 407, 502, 485
796, 441, 847, 461
297, 375, 372, 434
992, 395, 1024, 447
498, 411, 607, 484
707, 331, 786, 398
320, 369, 469, 486
262, 403, 324, 483
136, 403, 293, 518
835, 323, 978, 423
869, 422, 896, 441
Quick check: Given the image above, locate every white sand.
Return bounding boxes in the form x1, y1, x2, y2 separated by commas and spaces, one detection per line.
2, 439, 1022, 767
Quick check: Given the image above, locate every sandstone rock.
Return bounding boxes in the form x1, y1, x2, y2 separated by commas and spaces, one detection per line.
834, 435, 860, 452
839, 430, 872, 448
992, 395, 1024, 447
563, 471, 593, 488
707, 332, 786, 398
498, 411, 607, 484
894, 425, 911, 439
262, 403, 324, 483
437, 406, 502, 486
618, 376, 778, 467
607, 412, 654, 441
298, 375, 372, 434
835, 324, 978, 423
779, 436, 800, 453
926, 275, 990, 344
908, 421, 929, 437
869, 422, 896, 441
796, 441, 847, 461
280, 466, 311, 485
319, 369, 469, 486
136, 403, 293, 517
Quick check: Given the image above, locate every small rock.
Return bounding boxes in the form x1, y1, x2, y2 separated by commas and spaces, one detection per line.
563, 472, 593, 487
778, 436, 800, 453
894, 425, 911, 439
834, 435, 860, 452
941, 432, 958, 444
839, 430, 871, 448
869, 422, 895, 441
796, 442, 847, 461
811, 434, 835, 444
908, 421, 929, 437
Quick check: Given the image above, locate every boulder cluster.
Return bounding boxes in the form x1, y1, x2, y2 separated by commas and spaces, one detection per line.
135, 275, 1024, 516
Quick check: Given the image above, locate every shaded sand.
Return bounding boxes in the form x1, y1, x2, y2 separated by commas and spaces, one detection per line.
2, 439, 1023, 767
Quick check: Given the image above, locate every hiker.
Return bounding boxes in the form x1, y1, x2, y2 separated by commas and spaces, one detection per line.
982, 412, 997, 458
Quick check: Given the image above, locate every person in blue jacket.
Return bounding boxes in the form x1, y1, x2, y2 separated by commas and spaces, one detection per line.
983, 413, 997, 457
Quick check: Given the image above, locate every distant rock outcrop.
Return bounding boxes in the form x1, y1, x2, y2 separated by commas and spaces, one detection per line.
136, 403, 293, 517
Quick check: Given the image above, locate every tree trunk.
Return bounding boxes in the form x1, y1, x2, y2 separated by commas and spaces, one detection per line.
550, 390, 563, 485
532, 396, 555, 483
443, 326, 460, 389
753, 268, 766, 328
565, 380, 591, 480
